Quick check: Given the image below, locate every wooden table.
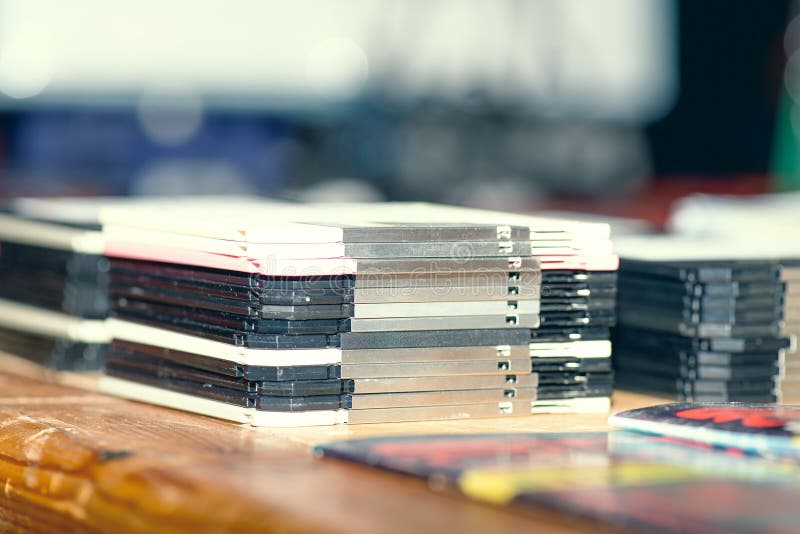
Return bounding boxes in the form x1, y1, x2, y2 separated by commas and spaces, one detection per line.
0, 361, 668, 534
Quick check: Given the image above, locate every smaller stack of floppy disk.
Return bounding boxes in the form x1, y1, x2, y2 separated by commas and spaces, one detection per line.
613, 236, 791, 403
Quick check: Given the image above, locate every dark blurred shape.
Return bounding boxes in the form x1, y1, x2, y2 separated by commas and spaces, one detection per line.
386, 114, 652, 208
647, 0, 791, 175
0, 111, 295, 197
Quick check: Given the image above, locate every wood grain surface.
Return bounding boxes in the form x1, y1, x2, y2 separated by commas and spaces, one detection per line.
0, 359, 668, 533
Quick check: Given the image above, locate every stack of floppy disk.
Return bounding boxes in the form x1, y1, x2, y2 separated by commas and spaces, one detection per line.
0, 203, 110, 371
612, 237, 791, 403
669, 197, 800, 404
388, 205, 619, 413
526, 220, 617, 413
98, 202, 545, 426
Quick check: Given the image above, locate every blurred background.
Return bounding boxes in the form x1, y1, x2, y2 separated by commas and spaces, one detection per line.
0, 0, 796, 226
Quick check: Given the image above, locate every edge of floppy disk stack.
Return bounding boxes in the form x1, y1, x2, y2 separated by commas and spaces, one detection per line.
0, 200, 110, 373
